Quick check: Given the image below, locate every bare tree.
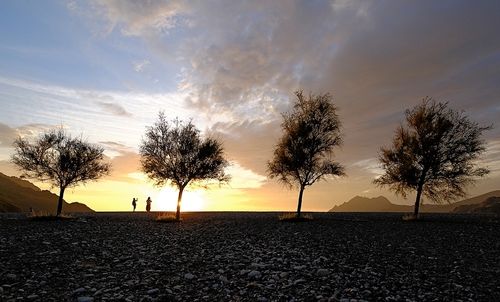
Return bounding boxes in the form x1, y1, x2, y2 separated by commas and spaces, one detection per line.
267, 90, 346, 218
11, 128, 111, 215
139, 112, 230, 220
373, 98, 492, 217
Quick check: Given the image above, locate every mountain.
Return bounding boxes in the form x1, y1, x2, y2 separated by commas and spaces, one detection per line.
425, 190, 500, 212
452, 196, 500, 214
0, 172, 94, 213
329, 196, 415, 212
329, 190, 500, 213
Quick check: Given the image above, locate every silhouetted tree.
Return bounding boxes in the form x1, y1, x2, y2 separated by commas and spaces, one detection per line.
139, 112, 230, 220
373, 98, 492, 217
267, 90, 346, 218
11, 128, 111, 216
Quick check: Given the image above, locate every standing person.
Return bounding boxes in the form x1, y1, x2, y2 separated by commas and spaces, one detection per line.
146, 197, 152, 212
132, 198, 137, 212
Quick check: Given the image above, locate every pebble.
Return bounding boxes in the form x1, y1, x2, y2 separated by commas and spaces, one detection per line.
70, 287, 86, 297
248, 271, 261, 278
317, 269, 330, 277
0, 212, 498, 301
184, 273, 195, 279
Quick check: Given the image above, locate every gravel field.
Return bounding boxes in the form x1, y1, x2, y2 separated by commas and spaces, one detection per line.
1, 212, 499, 302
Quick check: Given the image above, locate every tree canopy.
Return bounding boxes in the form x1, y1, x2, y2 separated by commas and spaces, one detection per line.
373, 98, 491, 217
11, 128, 111, 215
267, 90, 346, 217
139, 112, 230, 220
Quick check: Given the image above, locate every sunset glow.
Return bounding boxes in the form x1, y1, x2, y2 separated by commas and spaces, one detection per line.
154, 187, 206, 212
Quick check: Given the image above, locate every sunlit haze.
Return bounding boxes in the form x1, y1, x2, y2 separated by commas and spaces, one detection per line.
0, 1, 499, 212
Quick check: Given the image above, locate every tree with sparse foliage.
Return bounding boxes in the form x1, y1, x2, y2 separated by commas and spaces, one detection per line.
373, 97, 492, 217
11, 128, 111, 216
139, 112, 231, 220
267, 90, 346, 218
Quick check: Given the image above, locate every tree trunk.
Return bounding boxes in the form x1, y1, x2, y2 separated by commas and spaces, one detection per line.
414, 170, 428, 217
57, 186, 66, 216
297, 185, 305, 218
414, 187, 422, 217
176, 186, 185, 220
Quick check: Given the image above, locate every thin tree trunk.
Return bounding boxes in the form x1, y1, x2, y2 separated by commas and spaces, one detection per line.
414, 187, 422, 217
57, 186, 66, 216
176, 186, 185, 220
297, 185, 305, 218
414, 170, 427, 217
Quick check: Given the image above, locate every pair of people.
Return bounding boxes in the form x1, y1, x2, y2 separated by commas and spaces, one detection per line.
132, 197, 152, 212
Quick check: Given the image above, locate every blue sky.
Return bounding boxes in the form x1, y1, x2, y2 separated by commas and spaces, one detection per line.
0, 0, 499, 212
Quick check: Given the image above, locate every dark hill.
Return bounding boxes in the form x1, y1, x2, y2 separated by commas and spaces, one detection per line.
328, 196, 415, 212
0, 172, 94, 213
329, 191, 500, 213
426, 190, 500, 212
452, 196, 500, 214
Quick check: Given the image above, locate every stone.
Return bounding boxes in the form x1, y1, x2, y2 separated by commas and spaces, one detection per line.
77, 297, 94, 302
147, 288, 159, 295
184, 273, 195, 280
317, 269, 330, 277
70, 287, 86, 297
219, 275, 228, 283
248, 271, 261, 278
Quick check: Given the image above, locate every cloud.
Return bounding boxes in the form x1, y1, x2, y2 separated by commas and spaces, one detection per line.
0, 122, 19, 148
0, 122, 61, 150
0, 77, 134, 118
94, 0, 191, 37
133, 59, 149, 72
94, 100, 132, 117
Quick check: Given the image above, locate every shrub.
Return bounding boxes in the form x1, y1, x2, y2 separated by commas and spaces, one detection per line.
29, 211, 73, 221
156, 212, 181, 223
278, 212, 313, 222
402, 213, 422, 221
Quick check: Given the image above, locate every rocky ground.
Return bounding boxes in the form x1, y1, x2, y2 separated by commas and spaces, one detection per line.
1, 212, 499, 302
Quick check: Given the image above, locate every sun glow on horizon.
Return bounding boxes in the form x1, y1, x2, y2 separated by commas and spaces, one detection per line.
153, 186, 206, 212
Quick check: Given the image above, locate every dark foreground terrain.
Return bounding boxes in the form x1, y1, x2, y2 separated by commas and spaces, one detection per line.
1, 212, 499, 302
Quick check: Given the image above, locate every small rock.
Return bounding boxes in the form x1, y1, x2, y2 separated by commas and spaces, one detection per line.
317, 269, 330, 277
27, 295, 39, 299
70, 288, 86, 297
78, 297, 94, 302
147, 288, 159, 295
184, 273, 195, 280
219, 275, 228, 283
248, 271, 261, 278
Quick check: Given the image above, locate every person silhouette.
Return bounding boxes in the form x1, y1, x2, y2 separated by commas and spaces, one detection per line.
132, 198, 137, 212
146, 197, 152, 212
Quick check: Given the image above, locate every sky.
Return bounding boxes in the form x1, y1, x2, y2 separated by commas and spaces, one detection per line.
0, 0, 499, 212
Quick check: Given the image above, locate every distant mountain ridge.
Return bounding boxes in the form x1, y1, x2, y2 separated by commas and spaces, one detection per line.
329, 191, 500, 213
452, 196, 500, 214
0, 172, 94, 213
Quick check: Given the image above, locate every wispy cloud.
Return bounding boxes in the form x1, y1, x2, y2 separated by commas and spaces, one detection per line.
133, 59, 149, 72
